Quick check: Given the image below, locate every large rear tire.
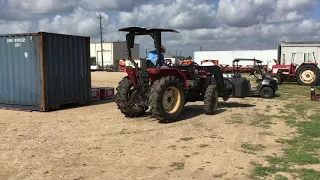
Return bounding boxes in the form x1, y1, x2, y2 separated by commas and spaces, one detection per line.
116, 77, 146, 117
204, 85, 219, 115
149, 76, 185, 123
296, 64, 320, 86
270, 74, 283, 85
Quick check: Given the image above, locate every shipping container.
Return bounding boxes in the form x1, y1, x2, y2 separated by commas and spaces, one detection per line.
0, 32, 91, 111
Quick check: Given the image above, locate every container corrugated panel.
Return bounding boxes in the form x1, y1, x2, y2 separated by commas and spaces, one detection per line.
0, 32, 91, 111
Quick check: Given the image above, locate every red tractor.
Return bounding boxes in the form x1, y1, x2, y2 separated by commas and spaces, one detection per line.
115, 27, 240, 122
268, 52, 320, 86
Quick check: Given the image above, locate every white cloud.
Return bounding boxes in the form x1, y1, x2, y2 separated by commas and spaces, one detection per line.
38, 8, 114, 37
0, 0, 319, 57
0, 20, 32, 34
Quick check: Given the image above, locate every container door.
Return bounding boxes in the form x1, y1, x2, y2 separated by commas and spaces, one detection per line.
0, 35, 41, 108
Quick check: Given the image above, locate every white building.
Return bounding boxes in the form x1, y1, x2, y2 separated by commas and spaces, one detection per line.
194, 49, 278, 68
90, 41, 140, 68
279, 42, 320, 67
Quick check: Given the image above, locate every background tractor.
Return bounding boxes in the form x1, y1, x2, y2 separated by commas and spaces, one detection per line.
268, 52, 320, 86
115, 27, 241, 122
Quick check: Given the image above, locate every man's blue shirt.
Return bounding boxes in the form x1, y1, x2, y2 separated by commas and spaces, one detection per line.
147, 50, 164, 67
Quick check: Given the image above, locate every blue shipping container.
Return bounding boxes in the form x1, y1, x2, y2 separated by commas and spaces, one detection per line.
0, 32, 91, 111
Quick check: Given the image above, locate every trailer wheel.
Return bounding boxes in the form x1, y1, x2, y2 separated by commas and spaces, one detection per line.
116, 76, 146, 117
149, 76, 185, 123
270, 74, 283, 85
296, 64, 320, 86
259, 86, 275, 99
204, 85, 219, 115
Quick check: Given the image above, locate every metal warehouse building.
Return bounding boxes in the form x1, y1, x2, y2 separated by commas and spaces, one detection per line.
90, 41, 140, 68
278, 42, 320, 67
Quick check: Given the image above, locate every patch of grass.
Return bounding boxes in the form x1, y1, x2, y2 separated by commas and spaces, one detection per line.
147, 166, 158, 170
265, 105, 272, 112
275, 139, 287, 144
276, 84, 310, 100
210, 135, 218, 139
259, 132, 273, 136
168, 145, 177, 149
180, 137, 194, 141
213, 172, 227, 178
170, 162, 185, 170
241, 143, 265, 154
250, 114, 275, 129
251, 101, 320, 179
199, 144, 209, 148
299, 168, 320, 180
225, 118, 244, 124
274, 174, 289, 180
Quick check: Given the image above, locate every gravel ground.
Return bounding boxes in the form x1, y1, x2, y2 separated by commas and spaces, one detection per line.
0, 72, 292, 180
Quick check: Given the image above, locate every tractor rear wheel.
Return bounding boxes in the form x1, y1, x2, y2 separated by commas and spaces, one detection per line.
116, 76, 146, 117
270, 74, 283, 85
149, 76, 185, 123
204, 85, 219, 115
296, 64, 320, 86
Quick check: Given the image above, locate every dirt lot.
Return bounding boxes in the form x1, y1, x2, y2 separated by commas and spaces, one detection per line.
0, 72, 318, 180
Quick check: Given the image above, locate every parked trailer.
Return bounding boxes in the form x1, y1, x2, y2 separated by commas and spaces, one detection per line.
0, 32, 91, 111
194, 49, 278, 71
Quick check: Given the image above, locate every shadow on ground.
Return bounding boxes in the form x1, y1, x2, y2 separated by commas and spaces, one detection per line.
175, 105, 227, 122
50, 98, 116, 112
218, 101, 256, 108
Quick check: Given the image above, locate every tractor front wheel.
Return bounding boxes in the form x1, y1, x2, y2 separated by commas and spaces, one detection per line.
116, 76, 146, 117
149, 76, 185, 123
296, 65, 320, 86
204, 85, 219, 115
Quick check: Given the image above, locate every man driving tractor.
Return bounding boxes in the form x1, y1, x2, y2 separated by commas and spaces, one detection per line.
147, 45, 166, 68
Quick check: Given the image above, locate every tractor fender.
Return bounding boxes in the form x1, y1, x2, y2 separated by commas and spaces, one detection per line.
296, 63, 319, 73
148, 68, 189, 90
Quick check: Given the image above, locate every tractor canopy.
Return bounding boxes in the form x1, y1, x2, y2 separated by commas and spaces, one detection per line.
119, 27, 179, 69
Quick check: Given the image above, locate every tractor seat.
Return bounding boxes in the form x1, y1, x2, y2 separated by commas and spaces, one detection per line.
233, 71, 242, 78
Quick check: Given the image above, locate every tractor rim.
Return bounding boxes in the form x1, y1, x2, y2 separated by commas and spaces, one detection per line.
300, 69, 316, 84
162, 86, 181, 114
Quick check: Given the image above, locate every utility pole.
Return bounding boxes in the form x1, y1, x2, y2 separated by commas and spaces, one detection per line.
98, 15, 104, 70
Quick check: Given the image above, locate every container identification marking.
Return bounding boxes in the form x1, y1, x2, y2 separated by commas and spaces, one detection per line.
7, 38, 26, 48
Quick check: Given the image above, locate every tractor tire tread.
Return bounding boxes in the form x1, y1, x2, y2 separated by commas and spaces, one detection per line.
259, 86, 275, 99
116, 76, 146, 117
204, 85, 219, 115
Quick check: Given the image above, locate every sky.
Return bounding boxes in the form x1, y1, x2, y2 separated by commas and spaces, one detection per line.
1, 0, 320, 57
